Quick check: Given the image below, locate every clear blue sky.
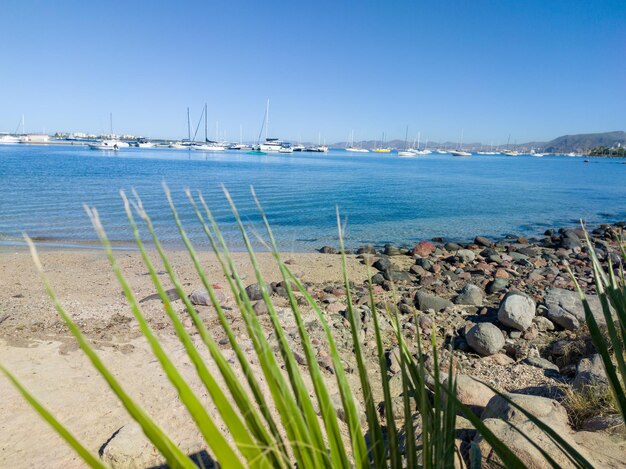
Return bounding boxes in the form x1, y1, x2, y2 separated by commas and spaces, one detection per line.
1, 0, 624, 144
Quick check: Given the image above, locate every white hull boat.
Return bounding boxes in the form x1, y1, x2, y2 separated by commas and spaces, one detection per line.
89, 140, 129, 150
450, 150, 472, 157
398, 150, 418, 158
194, 144, 226, 151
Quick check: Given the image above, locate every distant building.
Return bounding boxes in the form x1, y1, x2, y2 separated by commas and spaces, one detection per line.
23, 134, 50, 143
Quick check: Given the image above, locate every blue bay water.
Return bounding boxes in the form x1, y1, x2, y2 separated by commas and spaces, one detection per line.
1, 144, 626, 251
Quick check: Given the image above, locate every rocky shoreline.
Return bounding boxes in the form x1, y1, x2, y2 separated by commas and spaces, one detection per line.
304, 222, 625, 465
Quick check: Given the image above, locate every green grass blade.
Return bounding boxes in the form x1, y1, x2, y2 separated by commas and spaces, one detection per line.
85, 206, 245, 469
186, 190, 288, 454
221, 186, 329, 468
335, 207, 386, 467
281, 267, 370, 468
0, 364, 109, 469
368, 272, 399, 468
251, 188, 351, 469
25, 237, 196, 469
122, 191, 277, 469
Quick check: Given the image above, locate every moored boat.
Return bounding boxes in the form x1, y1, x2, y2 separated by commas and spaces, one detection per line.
89, 139, 130, 150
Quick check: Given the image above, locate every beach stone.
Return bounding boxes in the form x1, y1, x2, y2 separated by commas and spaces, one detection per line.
414, 291, 453, 312
373, 256, 392, 272
466, 323, 504, 356
454, 283, 484, 306
482, 393, 570, 428
474, 418, 586, 468
581, 414, 625, 434
244, 283, 269, 301
442, 374, 495, 415
188, 290, 212, 306
487, 277, 509, 294
384, 244, 404, 256
497, 293, 536, 331
384, 270, 412, 283
331, 392, 365, 425
445, 242, 462, 251
573, 354, 608, 391
319, 246, 336, 254
544, 288, 607, 330
100, 422, 164, 468
474, 236, 494, 247
456, 249, 476, 263
523, 357, 559, 372
357, 245, 376, 255
412, 241, 436, 257
533, 316, 555, 332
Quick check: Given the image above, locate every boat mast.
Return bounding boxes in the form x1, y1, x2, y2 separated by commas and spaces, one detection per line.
239, 124, 243, 145
265, 99, 269, 140
404, 125, 409, 150
417, 132, 421, 151
22, 115, 25, 135
109, 113, 113, 136
204, 104, 208, 142
187, 107, 191, 141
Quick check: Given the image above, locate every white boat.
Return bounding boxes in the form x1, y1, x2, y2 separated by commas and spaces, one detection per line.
292, 144, 305, 152
436, 149, 448, 154
398, 126, 418, 157
450, 150, 472, 157
0, 135, 21, 144
194, 143, 226, 151
168, 142, 186, 149
502, 150, 520, 156
278, 146, 294, 153
345, 130, 369, 153
89, 139, 129, 150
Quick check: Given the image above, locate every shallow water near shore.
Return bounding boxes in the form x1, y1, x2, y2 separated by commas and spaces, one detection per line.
1, 144, 626, 251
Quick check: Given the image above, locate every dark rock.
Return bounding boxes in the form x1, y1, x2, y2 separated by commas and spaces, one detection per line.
487, 277, 509, 294
573, 354, 608, 391
414, 291, 453, 312
384, 244, 404, 256
474, 236, 494, 248
244, 283, 269, 301
319, 246, 337, 254
445, 242, 462, 251
356, 245, 376, 255
373, 256, 392, 272
523, 357, 559, 372
383, 270, 412, 283
371, 273, 385, 285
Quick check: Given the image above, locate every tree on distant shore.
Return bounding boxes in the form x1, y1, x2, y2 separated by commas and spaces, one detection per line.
589, 146, 626, 156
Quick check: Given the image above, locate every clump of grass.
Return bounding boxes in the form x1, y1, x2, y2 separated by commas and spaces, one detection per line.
562, 385, 619, 430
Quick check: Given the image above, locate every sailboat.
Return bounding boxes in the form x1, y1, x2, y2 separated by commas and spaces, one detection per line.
398, 126, 417, 157
194, 105, 226, 151
449, 129, 471, 157
89, 113, 129, 150
252, 99, 291, 153
346, 130, 369, 153
372, 132, 391, 153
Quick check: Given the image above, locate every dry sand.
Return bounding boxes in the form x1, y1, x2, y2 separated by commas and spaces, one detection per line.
0, 247, 370, 468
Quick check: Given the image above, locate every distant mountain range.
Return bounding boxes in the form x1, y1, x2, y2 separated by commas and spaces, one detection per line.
330, 131, 626, 153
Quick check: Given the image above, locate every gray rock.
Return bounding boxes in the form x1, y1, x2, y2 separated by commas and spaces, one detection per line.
524, 357, 560, 372
454, 283, 484, 306
573, 354, 608, 391
244, 283, 269, 301
482, 393, 570, 427
497, 293, 536, 331
581, 414, 625, 434
188, 290, 212, 306
510, 252, 529, 262
415, 291, 453, 312
474, 236, 494, 247
456, 249, 476, 263
487, 277, 509, 294
545, 288, 607, 331
533, 316, 555, 332
466, 323, 505, 356
319, 246, 337, 254
330, 392, 365, 425
383, 270, 412, 283
442, 374, 495, 415
445, 242, 462, 251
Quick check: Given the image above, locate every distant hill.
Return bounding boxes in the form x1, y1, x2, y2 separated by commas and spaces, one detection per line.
330, 131, 626, 154
539, 131, 626, 153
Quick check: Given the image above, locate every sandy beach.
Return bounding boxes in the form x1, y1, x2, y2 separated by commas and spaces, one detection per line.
0, 247, 370, 468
